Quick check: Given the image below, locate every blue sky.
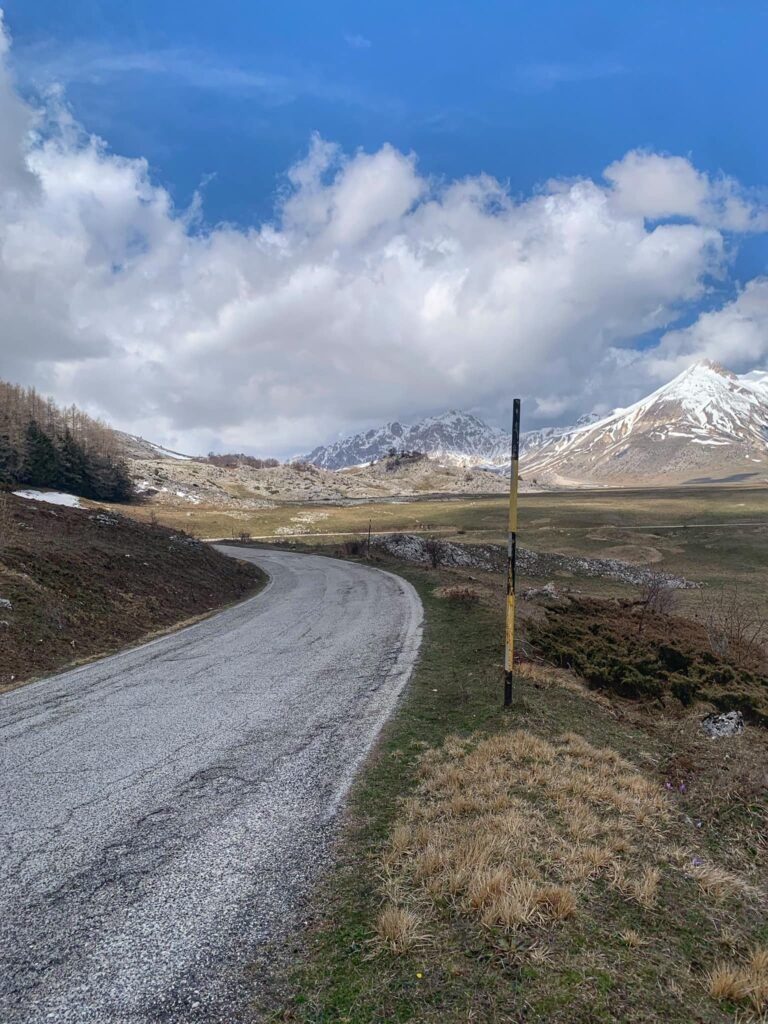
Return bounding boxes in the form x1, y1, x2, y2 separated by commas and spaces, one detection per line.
8, 1, 768, 260
3, 1, 768, 452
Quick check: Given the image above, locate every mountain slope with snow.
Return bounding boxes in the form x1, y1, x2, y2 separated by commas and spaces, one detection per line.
522, 361, 768, 487
302, 361, 768, 487
301, 411, 513, 469
114, 431, 195, 462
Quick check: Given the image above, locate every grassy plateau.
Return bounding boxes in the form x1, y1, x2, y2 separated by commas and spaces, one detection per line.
251, 548, 767, 1023
201, 483, 767, 1023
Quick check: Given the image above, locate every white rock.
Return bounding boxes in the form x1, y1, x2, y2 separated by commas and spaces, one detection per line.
701, 710, 745, 739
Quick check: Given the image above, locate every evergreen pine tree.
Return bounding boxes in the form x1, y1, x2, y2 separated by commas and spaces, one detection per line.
0, 431, 19, 485
109, 459, 134, 502
21, 420, 61, 488
57, 429, 89, 496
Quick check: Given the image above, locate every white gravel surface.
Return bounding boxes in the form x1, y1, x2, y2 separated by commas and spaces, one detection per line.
0, 547, 422, 1023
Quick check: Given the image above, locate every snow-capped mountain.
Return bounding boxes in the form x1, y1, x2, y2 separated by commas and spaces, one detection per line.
523, 360, 768, 487
302, 361, 768, 486
301, 411, 513, 469
519, 414, 602, 456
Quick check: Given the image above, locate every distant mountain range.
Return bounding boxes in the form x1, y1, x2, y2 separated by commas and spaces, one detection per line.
300, 410, 512, 470
301, 361, 768, 487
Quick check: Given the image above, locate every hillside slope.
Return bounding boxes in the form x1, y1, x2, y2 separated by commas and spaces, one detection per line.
0, 494, 263, 689
127, 452, 511, 507
523, 360, 768, 487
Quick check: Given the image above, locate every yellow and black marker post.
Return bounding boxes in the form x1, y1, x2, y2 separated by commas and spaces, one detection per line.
504, 398, 521, 707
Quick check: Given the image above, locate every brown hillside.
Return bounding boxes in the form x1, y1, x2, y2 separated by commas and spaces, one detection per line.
0, 494, 263, 690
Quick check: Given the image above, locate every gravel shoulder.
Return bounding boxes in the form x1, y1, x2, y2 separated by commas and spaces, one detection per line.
0, 547, 422, 1024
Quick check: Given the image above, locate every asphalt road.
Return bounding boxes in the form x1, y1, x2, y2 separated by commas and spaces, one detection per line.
0, 548, 422, 1023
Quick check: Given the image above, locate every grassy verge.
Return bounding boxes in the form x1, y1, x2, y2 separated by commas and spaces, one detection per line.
259, 558, 768, 1024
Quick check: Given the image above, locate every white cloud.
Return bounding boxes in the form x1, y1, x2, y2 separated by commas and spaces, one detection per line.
1, 19, 767, 455
605, 149, 768, 232
647, 278, 768, 381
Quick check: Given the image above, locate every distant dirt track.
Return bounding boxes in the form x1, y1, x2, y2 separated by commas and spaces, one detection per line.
0, 547, 422, 1023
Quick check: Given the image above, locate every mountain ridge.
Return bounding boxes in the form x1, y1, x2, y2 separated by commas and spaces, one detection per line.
300, 360, 768, 487
523, 360, 768, 487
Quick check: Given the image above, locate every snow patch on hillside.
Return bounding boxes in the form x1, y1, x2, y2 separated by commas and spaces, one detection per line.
14, 489, 83, 508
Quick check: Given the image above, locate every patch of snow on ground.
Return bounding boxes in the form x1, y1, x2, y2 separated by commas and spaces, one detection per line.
13, 489, 83, 508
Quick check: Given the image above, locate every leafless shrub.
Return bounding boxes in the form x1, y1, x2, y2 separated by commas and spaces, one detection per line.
236, 531, 252, 543
697, 587, 768, 667
636, 576, 677, 633
424, 537, 446, 569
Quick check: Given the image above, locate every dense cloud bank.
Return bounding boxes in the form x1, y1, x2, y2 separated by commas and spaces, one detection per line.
1, 14, 767, 455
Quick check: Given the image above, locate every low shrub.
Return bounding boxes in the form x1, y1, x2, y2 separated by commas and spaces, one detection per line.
341, 539, 368, 557
433, 584, 481, 605
528, 597, 768, 723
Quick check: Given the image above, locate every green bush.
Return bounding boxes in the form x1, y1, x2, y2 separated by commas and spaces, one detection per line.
528, 597, 768, 724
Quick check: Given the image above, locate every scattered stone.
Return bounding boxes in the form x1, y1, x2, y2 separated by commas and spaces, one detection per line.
88, 513, 120, 527
701, 710, 745, 739
0, 597, 12, 610
372, 533, 698, 589
522, 582, 559, 599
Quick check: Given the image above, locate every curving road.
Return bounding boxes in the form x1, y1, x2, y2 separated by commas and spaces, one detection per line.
0, 548, 422, 1024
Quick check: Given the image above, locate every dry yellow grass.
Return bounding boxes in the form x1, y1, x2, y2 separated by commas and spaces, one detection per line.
375, 719, 767, 1021
706, 964, 751, 1002
705, 946, 768, 1012
619, 928, 645, 948
690, 862, 752, 902
377, 729, 674, 949
375, 904, 426, 954
433, 585, 481, 604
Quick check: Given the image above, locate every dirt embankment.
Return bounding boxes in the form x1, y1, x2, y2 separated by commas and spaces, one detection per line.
0, 494, 264, 690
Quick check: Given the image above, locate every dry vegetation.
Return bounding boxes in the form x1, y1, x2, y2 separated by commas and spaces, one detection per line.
371, 719, 768, 1019
705, 947, 768, 1014
377, 730, 670, 940
267, 545, 768, 1024
432, 584, 481, 604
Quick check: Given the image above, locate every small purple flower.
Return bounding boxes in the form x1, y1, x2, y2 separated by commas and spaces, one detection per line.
678, 782, 687, 794
692, 857, 703, 867
664, 781, 673, 790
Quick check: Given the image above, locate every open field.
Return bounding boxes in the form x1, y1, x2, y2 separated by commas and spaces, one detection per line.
119, 485, 768, 609
259, 557, 768, 1024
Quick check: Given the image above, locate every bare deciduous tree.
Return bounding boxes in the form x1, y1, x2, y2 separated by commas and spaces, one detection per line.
424, 537, 446, 569
697, 586, 768, 667
636, 576, 678, 633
